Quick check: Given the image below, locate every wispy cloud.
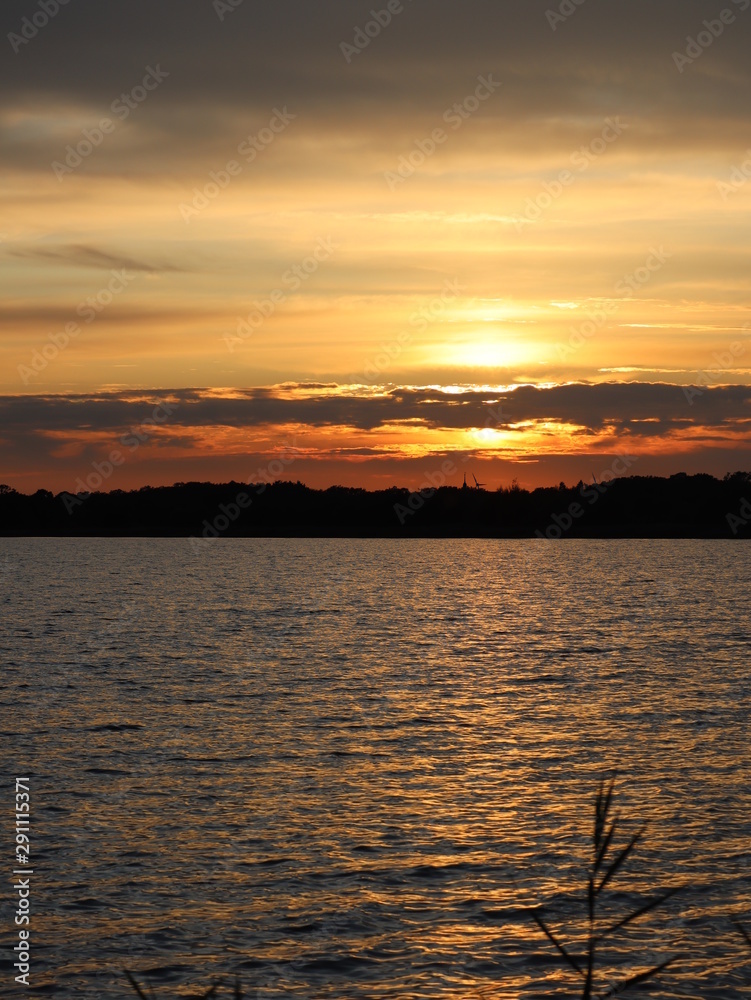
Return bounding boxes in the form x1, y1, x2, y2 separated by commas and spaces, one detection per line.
6, 243, 186, 274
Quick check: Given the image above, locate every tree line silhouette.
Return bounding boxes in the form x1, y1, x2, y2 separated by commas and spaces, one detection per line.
1, 472, 750, 537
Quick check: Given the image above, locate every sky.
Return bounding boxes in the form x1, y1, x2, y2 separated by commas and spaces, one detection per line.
1, 0, 751, 493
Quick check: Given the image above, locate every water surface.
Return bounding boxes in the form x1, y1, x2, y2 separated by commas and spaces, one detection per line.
1, 538, 750, 998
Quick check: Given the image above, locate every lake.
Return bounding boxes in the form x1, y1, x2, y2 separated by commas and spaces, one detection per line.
2, 538, 750, 998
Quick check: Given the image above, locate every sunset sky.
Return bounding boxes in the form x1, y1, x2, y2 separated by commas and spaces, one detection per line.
2, 0, 751, 492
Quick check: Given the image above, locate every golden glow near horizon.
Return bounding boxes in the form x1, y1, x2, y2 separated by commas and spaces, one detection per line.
4, 145, 749, 392
2, 2, 751, 489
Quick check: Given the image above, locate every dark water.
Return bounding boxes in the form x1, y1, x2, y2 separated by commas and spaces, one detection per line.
1, 538, 750, 998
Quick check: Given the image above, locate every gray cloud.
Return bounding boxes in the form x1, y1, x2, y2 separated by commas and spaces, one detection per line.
2, 0, 750, 174
3, 382, 750, 491
0, 382, 748, 440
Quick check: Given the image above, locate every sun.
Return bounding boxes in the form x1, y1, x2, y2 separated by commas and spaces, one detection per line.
446, 334, 534, 369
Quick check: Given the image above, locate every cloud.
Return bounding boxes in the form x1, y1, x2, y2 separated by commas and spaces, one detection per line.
1, 0, 750, 176
3, 382, 750, 493
5, 243, 186, 273
1, 382, 749, 439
